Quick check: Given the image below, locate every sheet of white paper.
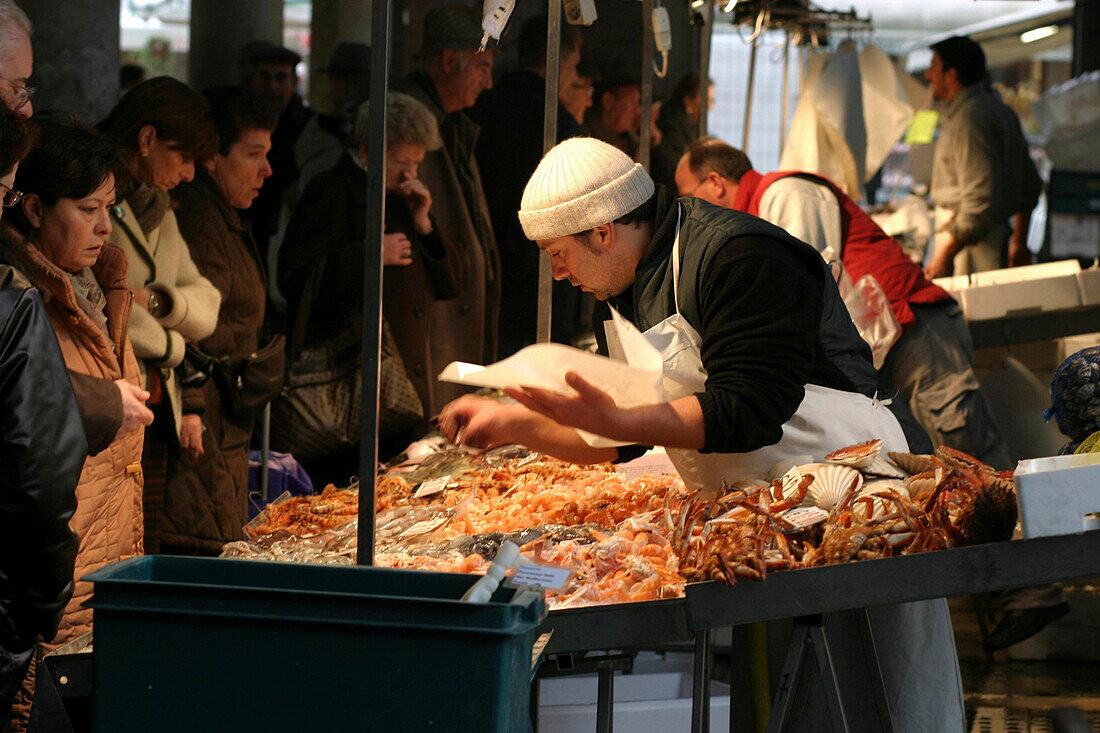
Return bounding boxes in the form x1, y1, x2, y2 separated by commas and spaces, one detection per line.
438, 342, 664, 448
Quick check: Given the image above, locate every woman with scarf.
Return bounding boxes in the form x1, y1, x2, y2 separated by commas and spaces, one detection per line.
97, 77, 222, 552
1, 116, 142, 728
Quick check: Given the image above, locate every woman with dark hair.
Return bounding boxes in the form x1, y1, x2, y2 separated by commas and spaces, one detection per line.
0, 115, 142, 723
0, 109, 84, 729
165, 87, 278, 554
98, 76, 222, 552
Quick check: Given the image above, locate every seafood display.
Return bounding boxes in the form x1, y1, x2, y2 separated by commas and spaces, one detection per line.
224, 440, 1019, 605
675, 444, 1018, 585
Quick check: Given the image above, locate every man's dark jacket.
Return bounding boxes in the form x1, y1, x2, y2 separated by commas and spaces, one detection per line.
468, 70, 590, 357
597, 188, 903, 455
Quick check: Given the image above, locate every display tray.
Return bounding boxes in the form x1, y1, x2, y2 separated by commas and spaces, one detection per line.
535, 531, 1100, 653
685, 530, 1100, 630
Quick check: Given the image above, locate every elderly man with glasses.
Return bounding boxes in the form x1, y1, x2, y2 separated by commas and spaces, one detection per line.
0, 0, 31, 118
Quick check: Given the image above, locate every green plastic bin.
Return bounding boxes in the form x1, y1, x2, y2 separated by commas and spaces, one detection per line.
85, 556, 544, 732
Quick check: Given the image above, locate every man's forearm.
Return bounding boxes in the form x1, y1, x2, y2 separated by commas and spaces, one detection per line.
519, 409, 620, 464
614, 396, 706, 450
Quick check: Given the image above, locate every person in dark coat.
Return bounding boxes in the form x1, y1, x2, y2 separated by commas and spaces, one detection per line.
165, 88, 276, 555
468, 16, 593, 358
279, 91, 454, 481
395, 4, 501, 399
0, 108, 82, 729
239, 43, 310, 271
651, 71, 713, 190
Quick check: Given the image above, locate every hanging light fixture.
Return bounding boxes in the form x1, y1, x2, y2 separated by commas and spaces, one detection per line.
723, 0, 738, 12
1020, 25, 1059, 44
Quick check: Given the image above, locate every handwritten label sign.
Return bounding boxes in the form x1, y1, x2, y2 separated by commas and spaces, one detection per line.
780, 506, 828, 531
515, 453, 540, 468
779, 467, 804, 499
398, 516, 449, 539
414, 475, 452, 498
506, 564, 573, 592
531, 631, 553, 669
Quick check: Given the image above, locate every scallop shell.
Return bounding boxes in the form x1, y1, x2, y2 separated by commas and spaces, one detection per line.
853, 480, 908, 519
765, 455, 814, 483
887, 452, 938, 476
862, 455, 908, 479
825, 439, 883, 469
798, 463, 863, 510
905, 469, 941, 503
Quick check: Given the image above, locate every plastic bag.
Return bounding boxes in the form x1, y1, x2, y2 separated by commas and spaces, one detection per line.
832, 262, 901, 370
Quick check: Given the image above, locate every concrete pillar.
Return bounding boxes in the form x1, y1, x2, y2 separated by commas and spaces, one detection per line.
22, 0, 121, 124
309, 0, 371, 114
188, 0, 283, 92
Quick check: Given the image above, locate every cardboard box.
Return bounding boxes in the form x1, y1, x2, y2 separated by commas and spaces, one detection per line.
1077, 267, 1100, 305
961, 260, 1082, 321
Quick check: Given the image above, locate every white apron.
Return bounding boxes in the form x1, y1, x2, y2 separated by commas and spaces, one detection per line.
604, 204, 908, 491
607, 206, 965, 731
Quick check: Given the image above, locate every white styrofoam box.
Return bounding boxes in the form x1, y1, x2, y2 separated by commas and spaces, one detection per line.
932, 275, 970, 301
1014, 453, 1100, 538
1077, 267, 1100, 305
969, 259, 1082, 287
537, 672, 685, 706
539, 687, 732, 733
962, 260, 1082, 321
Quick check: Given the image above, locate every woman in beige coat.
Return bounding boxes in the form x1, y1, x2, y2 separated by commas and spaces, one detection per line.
98, 78, 222, 551
2, 118, 143, 730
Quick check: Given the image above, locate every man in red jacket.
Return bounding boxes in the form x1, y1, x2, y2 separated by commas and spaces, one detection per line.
675, 137, 1010, 470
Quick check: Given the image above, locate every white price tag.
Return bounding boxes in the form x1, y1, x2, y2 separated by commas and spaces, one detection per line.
414, 475, 452, 498
779, 467, 804, 499
515, 453, 540, 468
506, 564, 573, 591
531, 631, 553, 669
398, 516, 449, 539
780, 506, 828, 531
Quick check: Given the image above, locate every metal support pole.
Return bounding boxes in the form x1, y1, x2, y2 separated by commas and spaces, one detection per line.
697, 0, 713, 138
639, 0, 654, 170
742, 34, 759, 151
356, 0, 392, 566
747, 622, 772, 733
536, 0, 562, 344
597, 666, 614, 733
691, 629, 712, 733
780, 29, 791, 154
260, 403, 271, 504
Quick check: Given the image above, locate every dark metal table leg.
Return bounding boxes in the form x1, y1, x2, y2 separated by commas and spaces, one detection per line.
766, 624, 811, 733
531, 675, 540, 733
691, 629, 712, 733
807, 621, 849, 732
596, 666, 614, 733
854, 608, 894, 731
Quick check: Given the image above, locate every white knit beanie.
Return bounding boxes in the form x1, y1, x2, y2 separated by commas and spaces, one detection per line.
518, 137, 655, 241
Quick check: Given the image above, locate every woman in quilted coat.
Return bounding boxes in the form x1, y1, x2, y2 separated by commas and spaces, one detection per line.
1, 117, 143, 729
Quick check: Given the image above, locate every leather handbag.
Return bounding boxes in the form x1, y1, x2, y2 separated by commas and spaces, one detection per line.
183, 335, 286, 423
270, 259, 423, 463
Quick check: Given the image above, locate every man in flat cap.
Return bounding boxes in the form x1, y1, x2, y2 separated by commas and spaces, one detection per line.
397, 4, 501, 406
240, 42, 310, 275
266, 42, 373, 311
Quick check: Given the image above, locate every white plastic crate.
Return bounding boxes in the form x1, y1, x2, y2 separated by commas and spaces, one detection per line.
1014, 453, 1100, 538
